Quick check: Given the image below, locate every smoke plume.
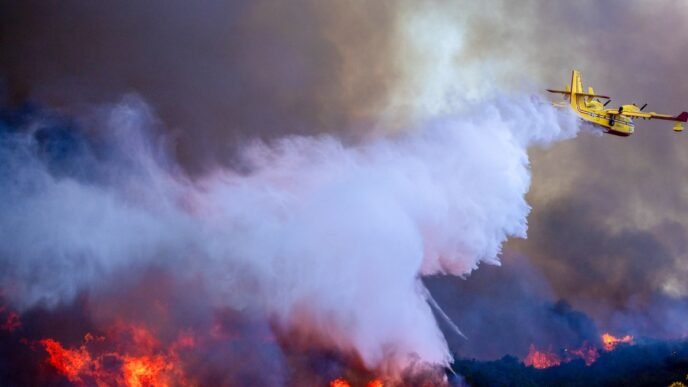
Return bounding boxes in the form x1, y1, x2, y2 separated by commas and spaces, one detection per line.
0, 91, 577, 376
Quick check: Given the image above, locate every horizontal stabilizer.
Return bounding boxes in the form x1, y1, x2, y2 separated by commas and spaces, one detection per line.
652, 111, 688, 122
546, 89, 610, 99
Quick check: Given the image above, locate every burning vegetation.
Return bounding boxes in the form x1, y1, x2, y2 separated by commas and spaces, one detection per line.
523, 333, 628, 370
39, 325, 192, 387
601, 333, 634, 351
32, 329, 644, 385
330, 378, 384, 387
523, 345, 561, 369
454, 334, 688, 387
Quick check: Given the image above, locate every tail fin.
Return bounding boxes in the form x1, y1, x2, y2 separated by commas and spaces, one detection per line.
571, 70, 582, 95
546, 70, 585, 104
569, 70, 582, 108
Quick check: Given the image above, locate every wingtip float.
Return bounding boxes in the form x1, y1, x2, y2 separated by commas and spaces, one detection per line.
547, 70, 688, 136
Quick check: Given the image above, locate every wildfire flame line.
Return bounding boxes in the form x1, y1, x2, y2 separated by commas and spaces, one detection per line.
330, 377, 384, 387
524, 333, 634, 369
39, 324, 193, 387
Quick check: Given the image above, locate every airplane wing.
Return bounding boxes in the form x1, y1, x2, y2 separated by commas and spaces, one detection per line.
607, 110, 688, 122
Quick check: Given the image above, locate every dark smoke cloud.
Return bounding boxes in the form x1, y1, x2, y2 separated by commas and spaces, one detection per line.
0, 0, 398, 172
415, 0, 688, 350
511, 0, 688, 330
425, 254, 599, 361
522, 196, 674, 307
509, 191, 688, 338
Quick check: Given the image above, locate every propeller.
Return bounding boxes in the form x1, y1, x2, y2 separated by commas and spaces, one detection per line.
640, 103, 647, 111
618, 106, 623, 114
603, 99, 611, 107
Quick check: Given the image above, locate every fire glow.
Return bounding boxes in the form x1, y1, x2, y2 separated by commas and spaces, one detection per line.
330, 377, 384, 387
0, 306, 21, 333
39, 324, 193, 387
523, 345, 561, 369
524, 333, 633, 369
602, 333, 634, 351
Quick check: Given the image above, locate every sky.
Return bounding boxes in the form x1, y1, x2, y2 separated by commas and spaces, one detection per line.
2, 0, 688, 363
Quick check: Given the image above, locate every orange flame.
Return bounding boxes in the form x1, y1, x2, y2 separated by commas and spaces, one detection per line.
567, 341, 599, 366
122, 355, 174, 387
367, 379, 384, 387
330, 378, 352, 387
601, 333, 633, 351
40, 338, 91, 383
40, 324, 192, 386
524, 344, 561, 369
524, 333, 634, 369
330, 378, 384, 387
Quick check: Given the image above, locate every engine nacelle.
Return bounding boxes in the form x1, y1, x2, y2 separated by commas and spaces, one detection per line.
621, 104, 640, 113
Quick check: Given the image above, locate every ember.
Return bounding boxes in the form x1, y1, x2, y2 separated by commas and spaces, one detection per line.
0, 309, 21, 332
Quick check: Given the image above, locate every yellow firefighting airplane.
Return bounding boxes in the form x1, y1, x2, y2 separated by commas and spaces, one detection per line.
547, 70, 687, 136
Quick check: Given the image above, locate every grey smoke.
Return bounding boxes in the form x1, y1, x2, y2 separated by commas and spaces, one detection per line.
0, 93, 577, 373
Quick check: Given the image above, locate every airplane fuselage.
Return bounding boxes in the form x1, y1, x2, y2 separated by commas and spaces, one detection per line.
572, 97, 635, 136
